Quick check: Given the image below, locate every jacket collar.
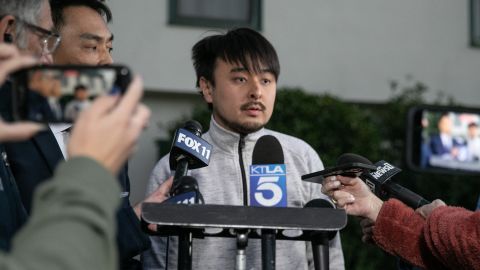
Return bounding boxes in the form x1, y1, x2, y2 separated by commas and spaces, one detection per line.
207, 116, 267, 154
32, 129, 64, 173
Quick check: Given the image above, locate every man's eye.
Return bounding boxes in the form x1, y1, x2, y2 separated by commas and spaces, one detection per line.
85, 46, 97, 51
234, 77, 246, 83
261, 79, 271, 85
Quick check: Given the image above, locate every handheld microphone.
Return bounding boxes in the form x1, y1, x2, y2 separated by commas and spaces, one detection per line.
304, 199, 337, 270
302, 153, 377, 183
250, 135, 287, 207
169, 120, 212, 195
339, 153, 431, 209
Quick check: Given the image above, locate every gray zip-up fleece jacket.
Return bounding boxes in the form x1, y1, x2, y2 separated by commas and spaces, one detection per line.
142, 118, 345, 270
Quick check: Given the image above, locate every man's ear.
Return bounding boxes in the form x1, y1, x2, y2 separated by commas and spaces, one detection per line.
199, 77, 213, 103
0, 15, 16, 44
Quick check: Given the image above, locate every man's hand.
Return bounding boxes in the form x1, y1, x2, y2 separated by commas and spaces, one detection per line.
322, 175, 384, 222
0, 43, 46, 143
68, 76, 150, 174
133, 177, 173, 219
0, 119, 46, 143
321, 175, 342, 198
415, 199, 446, 219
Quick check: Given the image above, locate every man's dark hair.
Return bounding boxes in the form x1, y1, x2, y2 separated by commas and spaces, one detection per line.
50, 0, 112, 31
192, 28, 280, 89
468, 122, 478, 129
439, 113, 449, 121
74, 84, 87, 93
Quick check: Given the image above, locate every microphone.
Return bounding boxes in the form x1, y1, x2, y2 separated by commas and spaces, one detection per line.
301, 153, 377, 183
338, 153, 431, 209
163, 176, 204, 204
336, 153, 372, 168
163, 176, 204, 270
250, 135, 287, 207
250, 135, 286, 270
169, 120, 212, 196
304, 199, 337, 270
167, 122, 211, 270
304, 199, 337, 240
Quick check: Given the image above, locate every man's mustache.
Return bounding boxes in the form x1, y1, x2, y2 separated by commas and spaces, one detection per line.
240, 102, 266, 111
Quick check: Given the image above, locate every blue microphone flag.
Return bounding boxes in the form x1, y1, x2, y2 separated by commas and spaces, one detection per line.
250, 164, 287, 207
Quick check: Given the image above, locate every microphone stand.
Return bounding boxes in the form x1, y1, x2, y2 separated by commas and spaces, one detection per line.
235, 229, 249, 270
142, 204, 347, 270
171, 176, 201, 270
261, 229, 276, 270
178, 229, 193, 270
311, 232, 329, 270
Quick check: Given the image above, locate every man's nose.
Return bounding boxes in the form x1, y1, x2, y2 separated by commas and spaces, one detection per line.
248, 78, 262, 99
99, 49, 113, 65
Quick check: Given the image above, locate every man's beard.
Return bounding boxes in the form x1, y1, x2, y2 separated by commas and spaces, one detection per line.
214, 110, 265, 135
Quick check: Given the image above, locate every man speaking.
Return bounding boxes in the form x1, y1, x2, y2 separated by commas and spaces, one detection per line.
143, 28, 345, 270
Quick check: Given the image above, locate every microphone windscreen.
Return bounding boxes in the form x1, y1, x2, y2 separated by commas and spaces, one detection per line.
175, 176, 199, 193
336, 153, 372, 166
183, 120, 203, 136
252, 135, 284, 165
304, 198, 334, 209
304, 199, 337, 240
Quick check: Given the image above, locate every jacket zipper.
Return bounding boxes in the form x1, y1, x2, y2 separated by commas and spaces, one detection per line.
238, 135, 248, 206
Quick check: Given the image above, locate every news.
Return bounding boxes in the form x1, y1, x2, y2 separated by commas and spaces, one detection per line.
172, 128, 212, 165
249, 164, 287, 207
407, 105, 480, 175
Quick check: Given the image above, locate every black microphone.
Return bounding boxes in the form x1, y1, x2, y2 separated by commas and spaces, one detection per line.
336, 153, 372, 168
164, 176, 204, 270
168, 121, 211, 270
304, 199, 337, 240
301, 153, 377, 184
251, 135, 285, 270
169, 120, 212, 196
163, 176, 204, 204
250, 135, 286, 207
252, 135, 284, 164
338, 153, 430, 209
305, 199, 337, 270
